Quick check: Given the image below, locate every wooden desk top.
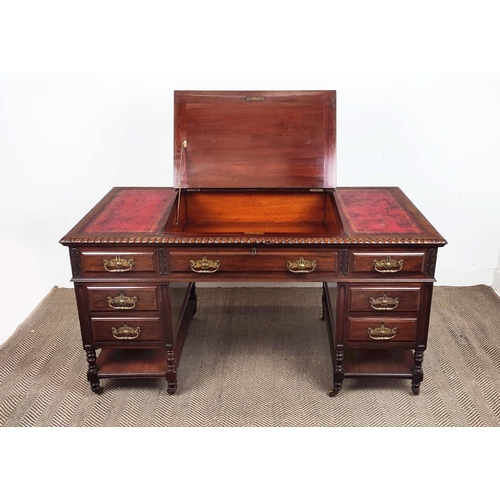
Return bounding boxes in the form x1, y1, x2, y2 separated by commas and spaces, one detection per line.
60, 187, 446, 246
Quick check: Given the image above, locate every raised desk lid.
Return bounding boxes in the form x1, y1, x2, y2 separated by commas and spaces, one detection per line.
174, 91, 336, 189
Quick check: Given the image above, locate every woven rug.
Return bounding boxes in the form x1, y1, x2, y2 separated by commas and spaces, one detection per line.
1, 285, 499, 427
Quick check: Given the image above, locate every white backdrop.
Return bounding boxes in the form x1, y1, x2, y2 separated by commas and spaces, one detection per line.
1, 73, 500, 344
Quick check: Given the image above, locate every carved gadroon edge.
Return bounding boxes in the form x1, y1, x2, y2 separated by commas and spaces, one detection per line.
70, 248, 82, 277
61, 236, 447, 245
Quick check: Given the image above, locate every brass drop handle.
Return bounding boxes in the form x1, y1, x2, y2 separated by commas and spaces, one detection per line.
111, 323, 140, 340
373, 256, 403, 273
107, 292, 138, 310
103, 256, 135, 273
368, 323, 397, 340
287, 257, 317, 273
369, 292, 400, 311
189, 256, 220, 273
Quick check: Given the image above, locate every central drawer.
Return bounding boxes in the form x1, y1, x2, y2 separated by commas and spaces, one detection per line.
168, 248, 338, 275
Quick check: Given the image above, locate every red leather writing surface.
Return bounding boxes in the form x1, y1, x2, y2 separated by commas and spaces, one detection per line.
336, 188, 426, 234
82, 189, 175, 233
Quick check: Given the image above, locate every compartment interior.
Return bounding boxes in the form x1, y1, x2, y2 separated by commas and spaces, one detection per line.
166, 190, 344, 236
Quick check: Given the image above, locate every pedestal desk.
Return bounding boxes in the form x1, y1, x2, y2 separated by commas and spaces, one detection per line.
60, 91, 446, 396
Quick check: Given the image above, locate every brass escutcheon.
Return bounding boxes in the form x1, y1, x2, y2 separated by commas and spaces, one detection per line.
287, 256, 317, 273
369, 292, 400, 311
373, 256, 404, 273
107, 292, 138, 310
103, 256, 135, 273
368, 323, 397, 340
189, 256, 220, 273
111, 323, 141, 340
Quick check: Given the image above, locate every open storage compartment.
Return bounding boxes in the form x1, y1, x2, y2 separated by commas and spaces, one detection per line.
167, 189, 344, 236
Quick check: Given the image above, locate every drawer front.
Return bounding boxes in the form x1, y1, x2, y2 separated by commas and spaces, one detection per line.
80, 250, 158, 275
86, 286, 159, 312
351, 252, 425, 276
347, 317, 417, 343
91, 317, 162, 342
348, 285, 421, 313
168, 248, 338, 275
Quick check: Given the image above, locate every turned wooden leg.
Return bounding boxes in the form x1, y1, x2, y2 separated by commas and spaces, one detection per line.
166, 347, 177, 394
320, 287, 326, 321
86, 349, 103, 394
411, 349, 424, 395
190, 282, 198, 317
329, 349, 344, 396
166, 379, 178, 394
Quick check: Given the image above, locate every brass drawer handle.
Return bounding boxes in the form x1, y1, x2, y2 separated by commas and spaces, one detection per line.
190, 256, 220, 273
111, 323, 140, 340
368, 323, 397, 340
373, 256, 403, 273
287, 257, 317, 273
107, 292, 138, 310
103, 256, 135, 273
369, 292, 400, 311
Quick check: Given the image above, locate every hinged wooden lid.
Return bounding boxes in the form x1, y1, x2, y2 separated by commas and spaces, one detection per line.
174, 91, 336, 189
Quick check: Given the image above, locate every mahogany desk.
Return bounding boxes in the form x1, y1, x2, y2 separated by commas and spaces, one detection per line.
60, 185, 447, 395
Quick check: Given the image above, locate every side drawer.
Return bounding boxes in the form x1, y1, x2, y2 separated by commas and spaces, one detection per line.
351, 251, 426, 276
347, 317, 417, 344
348, 285, 421, 313
90, 317, 162, 343
168, 248, 338, 275
86, 285, 160, 312
80, 250, 158, 276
